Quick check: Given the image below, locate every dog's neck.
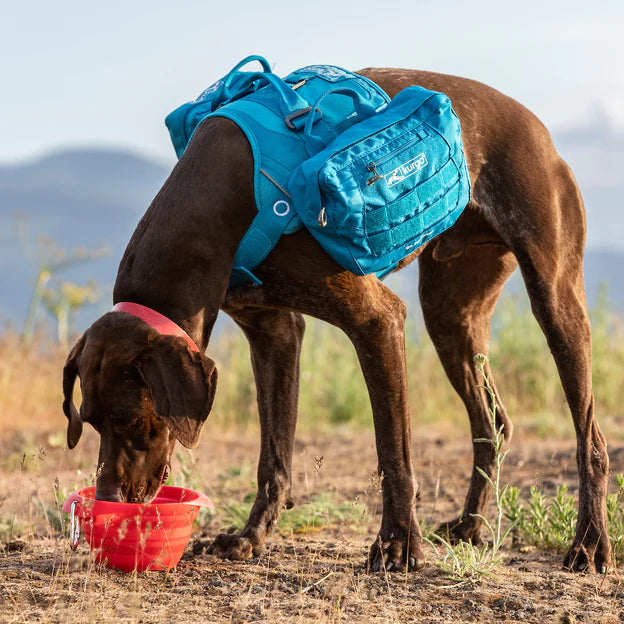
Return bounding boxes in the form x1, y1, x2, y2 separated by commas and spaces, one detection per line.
113, 118, 256, 350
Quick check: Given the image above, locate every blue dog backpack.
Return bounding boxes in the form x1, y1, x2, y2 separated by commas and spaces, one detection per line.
288, 85, 471, 276
165, 56, 471, 284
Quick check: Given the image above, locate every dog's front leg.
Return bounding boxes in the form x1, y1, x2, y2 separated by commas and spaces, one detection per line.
207, 309, 304, 560
342, 283, 425, 572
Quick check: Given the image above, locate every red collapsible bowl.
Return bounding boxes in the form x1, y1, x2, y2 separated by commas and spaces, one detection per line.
62, 486, 213, 573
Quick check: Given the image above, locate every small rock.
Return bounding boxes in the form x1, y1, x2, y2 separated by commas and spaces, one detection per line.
491, 596, 535, 613
209, 579, 225, 588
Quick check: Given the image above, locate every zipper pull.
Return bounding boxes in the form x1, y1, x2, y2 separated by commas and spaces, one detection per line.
366, 162, 383, 185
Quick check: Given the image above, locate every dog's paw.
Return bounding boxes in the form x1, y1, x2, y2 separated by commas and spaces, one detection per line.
367, 534, 425, 573
563, 535, 611, 574
206, 533, 262, 560
436, 516, 483, 546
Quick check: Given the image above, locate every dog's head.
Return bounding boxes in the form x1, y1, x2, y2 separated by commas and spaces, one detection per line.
62, 312, 217, 503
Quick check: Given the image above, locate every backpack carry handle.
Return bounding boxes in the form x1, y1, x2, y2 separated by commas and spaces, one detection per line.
232, 71, 309, 116
211, 55, 273, 109
302, 87, 378, 151
223, 55, 272, 89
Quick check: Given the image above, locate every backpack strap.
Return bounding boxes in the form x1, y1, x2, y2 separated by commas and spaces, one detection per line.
230, 192, 295, 286
211, 101, 302, 287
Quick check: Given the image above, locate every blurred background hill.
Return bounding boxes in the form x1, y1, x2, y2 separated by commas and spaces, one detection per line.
0, 149, 169, 327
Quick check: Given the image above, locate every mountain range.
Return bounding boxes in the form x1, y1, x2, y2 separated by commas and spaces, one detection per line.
1, 118, 623, 334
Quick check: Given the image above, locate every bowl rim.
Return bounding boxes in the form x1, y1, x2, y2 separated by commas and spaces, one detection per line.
61, 485, 214, 514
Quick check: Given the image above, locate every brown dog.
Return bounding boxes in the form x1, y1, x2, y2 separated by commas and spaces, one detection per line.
62, 67, 610, 574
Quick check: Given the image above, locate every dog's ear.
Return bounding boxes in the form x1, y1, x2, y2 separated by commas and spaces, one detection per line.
62, 333, 87, 449
137, 336, 218, 449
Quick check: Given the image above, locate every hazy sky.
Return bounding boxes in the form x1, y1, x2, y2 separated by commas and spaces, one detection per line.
1, 0, 622, 165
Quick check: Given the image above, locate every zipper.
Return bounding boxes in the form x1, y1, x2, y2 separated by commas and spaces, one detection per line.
365, 131, 428, 186
369, 131, 427, 168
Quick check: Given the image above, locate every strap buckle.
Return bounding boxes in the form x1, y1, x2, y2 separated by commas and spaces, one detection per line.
285, 106, 322, 130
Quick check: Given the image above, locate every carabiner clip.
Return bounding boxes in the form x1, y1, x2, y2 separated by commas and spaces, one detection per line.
70, 501, 80, 550
317, 207, 328, 227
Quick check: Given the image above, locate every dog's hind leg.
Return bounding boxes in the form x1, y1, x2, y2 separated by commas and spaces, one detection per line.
207, 308, 305, 560
487, 157, 611, 573
418, 216, 518, 544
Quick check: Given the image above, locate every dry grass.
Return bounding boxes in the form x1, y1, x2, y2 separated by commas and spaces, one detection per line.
0, 329, 67, 437
2, 430, 624, 623
4, 294, 624, 440
2, 296, 624, 622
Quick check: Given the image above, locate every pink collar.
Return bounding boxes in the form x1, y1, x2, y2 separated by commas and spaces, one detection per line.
111, 302, 199, 352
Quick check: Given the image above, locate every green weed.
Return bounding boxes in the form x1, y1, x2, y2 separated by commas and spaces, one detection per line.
279, 492, 368, 535
221, 491, 256, 532
503, 474, 624, 565
170, 449, 216, 529
504, 484, 576, 551
607, 474, 624, 564
0, 515, 25, 542
220, 490, 368, 535
38, 481, 67, 535
425, 354, 513, 580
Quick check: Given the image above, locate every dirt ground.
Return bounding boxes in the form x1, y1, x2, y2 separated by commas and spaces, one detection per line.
2, 424, 624, 623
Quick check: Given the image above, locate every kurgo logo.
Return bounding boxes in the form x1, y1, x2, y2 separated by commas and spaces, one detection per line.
385, 153, 428, 187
